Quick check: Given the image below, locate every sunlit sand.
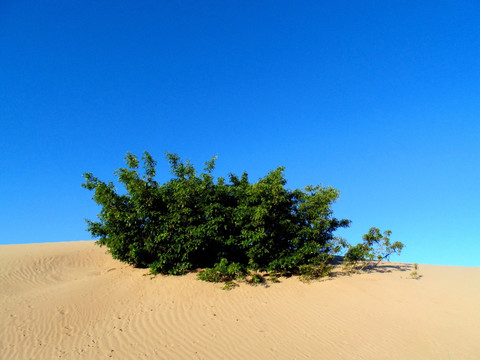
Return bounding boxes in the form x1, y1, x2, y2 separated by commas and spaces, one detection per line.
1, 241, 479, 359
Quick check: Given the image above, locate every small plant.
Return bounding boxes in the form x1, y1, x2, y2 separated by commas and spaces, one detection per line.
409, 263, 420, 279
299, 263, 333, 282
246, 273, 266, 285
344, 227, 404, 272
222, 281, 239, 290
268, 272, 280, 283
197, 259, 246, 283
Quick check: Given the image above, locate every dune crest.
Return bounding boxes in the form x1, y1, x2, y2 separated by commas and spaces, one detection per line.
1, 241, 479, 359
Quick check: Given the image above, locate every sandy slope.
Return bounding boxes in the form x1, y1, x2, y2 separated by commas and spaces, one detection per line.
1, 241, 479, 359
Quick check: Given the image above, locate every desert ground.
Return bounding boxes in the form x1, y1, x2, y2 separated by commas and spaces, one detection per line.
1, 241, 479, 359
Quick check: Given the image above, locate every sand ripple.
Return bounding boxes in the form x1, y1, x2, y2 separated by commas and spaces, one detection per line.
1, 241, 480, 359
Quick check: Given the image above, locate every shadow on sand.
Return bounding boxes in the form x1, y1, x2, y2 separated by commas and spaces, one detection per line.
320, 257, 417, 281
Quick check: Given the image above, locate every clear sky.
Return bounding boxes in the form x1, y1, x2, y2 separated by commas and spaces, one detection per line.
1, 1, 479, 266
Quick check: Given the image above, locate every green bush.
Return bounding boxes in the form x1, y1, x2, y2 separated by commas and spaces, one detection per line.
246, 273, 266, 285
299, 263, 334, 281
344, 227, 404, 271
197, 258, 246, 282
409, 263, 420, 279
83, 151, 404, 284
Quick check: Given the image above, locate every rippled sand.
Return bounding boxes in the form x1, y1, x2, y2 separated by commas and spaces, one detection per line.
1, 241, 479, 359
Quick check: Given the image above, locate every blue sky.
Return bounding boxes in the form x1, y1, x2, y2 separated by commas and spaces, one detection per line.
1, 1, 479, 266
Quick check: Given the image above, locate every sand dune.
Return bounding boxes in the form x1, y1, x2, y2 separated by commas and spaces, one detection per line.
1, 241, 479, 359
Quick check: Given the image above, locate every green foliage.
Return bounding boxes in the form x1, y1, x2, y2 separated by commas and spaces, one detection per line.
344, 227, 404, 272
299, 263, 334, 281
246, 273, 266, 285
222, 281, 239, 291
268, 273, 280, 283
83, 151, 351, 280
84, 152, 404, 286
197, 258, 246, 283
410, 263, 420, 279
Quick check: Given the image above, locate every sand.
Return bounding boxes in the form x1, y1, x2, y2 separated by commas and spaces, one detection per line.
1, 241, 479, 359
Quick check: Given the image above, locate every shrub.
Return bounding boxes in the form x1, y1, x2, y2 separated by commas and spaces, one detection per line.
83, 151, 404, 286
268, 273, 280, 283
83, 151, 351, 278
197, 259, 246, 283
299, 263, 334, 281
409, 263, 420, 279
222, 281, 239, 291
246, 273, 266, 285
344, 227, 404, 272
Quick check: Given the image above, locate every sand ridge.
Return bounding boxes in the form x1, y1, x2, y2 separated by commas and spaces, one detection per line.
1, 241, 479, 359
